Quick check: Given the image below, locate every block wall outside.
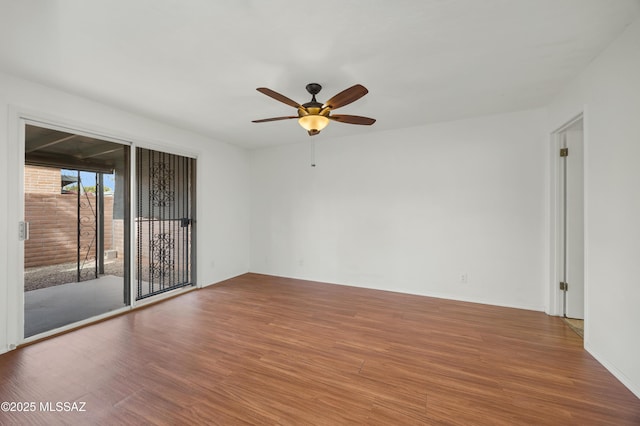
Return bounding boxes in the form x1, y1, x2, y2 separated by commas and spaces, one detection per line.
24, 165, 60, 194
113, 219, 125, 257
24, 194, 115, 268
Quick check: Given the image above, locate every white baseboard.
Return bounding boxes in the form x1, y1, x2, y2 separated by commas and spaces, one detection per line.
249, 271, 545, 312
585, 342, 640, 399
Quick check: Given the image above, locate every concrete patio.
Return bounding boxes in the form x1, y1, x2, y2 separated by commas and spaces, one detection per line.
24, 275, 128, 338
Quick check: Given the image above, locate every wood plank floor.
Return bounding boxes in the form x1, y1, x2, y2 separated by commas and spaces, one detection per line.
1, 273, 638, 425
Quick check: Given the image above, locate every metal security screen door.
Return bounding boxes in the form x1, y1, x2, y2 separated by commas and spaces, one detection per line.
136, 148, 195, 300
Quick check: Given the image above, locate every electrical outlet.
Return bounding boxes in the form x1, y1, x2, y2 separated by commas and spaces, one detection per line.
460, 273, 468, 284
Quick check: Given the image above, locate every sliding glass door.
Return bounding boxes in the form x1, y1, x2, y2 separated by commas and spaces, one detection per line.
23, 124, 130, 337
22, 124, 196, 339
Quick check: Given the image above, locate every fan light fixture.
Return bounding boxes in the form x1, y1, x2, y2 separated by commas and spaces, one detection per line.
252, 83, 375, 136
298, 115, 329, 132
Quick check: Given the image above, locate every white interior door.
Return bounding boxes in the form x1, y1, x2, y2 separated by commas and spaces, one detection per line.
562, 122, 584, 319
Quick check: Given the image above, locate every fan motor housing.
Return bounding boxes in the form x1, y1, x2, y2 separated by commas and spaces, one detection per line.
299, 103, 325, 116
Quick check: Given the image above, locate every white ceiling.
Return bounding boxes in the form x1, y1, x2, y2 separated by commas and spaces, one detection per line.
1, 0, 638, 149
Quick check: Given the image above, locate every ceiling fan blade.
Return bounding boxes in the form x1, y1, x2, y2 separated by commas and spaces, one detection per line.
329, 114, 376, 125
323, 84, 368, 109
256, 88, 301, 108
252, 116, 298, 123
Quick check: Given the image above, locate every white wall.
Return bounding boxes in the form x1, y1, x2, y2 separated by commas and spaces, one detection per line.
250, 109, 548, 311
0, 71, 250, 354
547, 17, 640, 397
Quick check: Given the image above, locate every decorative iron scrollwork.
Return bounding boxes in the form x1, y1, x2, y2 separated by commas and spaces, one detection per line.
137, 148, 193, 300
150, 232, 174, 279
150, 162, 174, 207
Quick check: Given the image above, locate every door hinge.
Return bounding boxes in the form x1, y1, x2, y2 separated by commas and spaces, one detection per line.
560, 148, 569, 157
559, 281, 568, 291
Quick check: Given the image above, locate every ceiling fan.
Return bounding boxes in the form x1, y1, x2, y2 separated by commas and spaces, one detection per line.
252, 83, 376, 136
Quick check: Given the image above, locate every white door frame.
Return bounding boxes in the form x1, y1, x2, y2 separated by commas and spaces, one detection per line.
14, 113, 135, 345
548, 112, 586, 318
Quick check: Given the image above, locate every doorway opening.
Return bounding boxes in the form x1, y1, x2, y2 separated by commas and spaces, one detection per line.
552, 115, 584, 336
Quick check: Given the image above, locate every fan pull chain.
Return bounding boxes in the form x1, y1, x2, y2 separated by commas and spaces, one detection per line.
310, 140, 316, 167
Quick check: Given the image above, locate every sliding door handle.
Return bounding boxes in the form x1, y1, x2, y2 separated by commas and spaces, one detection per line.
19, 221, 30, 241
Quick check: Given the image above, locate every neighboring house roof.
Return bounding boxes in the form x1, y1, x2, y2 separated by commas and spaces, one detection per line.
61, 174, 78, 187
